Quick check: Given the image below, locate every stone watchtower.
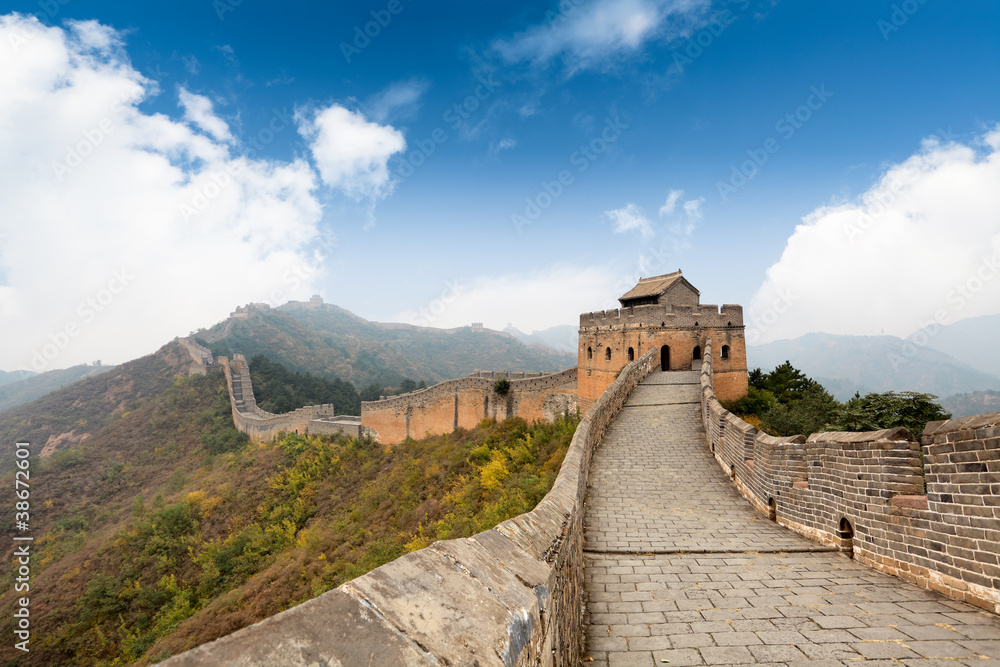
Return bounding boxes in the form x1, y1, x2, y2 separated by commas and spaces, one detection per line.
577, 270, 749, 403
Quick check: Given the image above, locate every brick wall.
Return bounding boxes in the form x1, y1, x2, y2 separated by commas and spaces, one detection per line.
361, 368, 578, 444
700, 339, 1000, 614
162, 350, 659, 666
219, 355, 365, 441
578, 304, 747, 403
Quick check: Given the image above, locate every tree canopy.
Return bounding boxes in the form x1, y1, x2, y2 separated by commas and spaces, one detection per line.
723, 361, 950, 439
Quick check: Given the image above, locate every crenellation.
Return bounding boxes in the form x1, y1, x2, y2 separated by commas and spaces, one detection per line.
699, 337, 1000, 614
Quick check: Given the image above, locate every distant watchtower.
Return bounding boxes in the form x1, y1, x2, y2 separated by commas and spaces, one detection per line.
578, 270, 748, 402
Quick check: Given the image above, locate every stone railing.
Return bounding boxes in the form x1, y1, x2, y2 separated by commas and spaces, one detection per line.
700, 339, 1000, 614
162, 349, 658, 666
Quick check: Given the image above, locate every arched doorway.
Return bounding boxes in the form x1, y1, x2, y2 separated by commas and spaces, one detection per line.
693, 345, 702, 360
660, 345, 670, 371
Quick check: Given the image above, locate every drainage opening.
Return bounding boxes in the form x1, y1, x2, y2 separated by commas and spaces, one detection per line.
838, 517, 855, 558
767, 496, 776, 522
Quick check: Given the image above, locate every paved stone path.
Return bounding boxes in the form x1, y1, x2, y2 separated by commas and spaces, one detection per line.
582, 371, 1000, 666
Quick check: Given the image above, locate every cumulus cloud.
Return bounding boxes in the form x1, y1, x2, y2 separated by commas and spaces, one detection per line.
0, 14, 398, 372
748, 127, 1000, 344
298, 104, 406, 200
178, 87, 232, 142
494, 0, 710, 72
606, 202, 655, 238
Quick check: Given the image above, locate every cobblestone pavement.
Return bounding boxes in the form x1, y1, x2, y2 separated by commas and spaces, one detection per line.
582, 371, 1000, 665
584, 371, 815, 554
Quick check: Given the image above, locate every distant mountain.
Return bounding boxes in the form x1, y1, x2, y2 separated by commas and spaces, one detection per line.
503, 324, 578, 354
0, 363, 115, 413
749, 332, 1000, 401
920, 313, 1000, 378
197, 302, 577, 389
0, 368, 35, 387
940, 390, 1000, 418
0, 344, 186, 465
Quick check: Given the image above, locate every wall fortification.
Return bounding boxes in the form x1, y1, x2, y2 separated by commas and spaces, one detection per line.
580, 303, 744, 329
163, 350, 660, 667
700, 338, 1000, 614
220, 354, 367, 441
578, 273, 748, 404
361, 368, 578, 443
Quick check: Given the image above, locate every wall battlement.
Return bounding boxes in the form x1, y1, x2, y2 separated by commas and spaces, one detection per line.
361, 368, 578, 443
580, 303, 744, 329
700, 338, 1000, 614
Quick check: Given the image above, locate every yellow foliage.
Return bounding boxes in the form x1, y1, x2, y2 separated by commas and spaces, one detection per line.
479, 450, 510, 491
185, 490, 207, 507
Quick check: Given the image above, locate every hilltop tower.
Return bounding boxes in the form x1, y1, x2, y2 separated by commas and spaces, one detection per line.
578, 270, 748, 402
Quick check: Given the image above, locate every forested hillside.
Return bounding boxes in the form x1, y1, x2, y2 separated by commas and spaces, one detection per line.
199, 302, 575, 390
0, 361, 576, 666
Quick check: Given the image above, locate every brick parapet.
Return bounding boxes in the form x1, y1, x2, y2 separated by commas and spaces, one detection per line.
163, 350, 658, 666
360, 368, 577, 412
361, 368, 579, 443
580, 303, 744, 329
700, 339, 1000, 615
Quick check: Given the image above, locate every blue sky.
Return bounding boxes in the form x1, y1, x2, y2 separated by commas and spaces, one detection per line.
1, 0, 998, 371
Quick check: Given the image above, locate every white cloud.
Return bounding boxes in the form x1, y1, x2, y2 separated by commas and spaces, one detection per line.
488, 137, 517, 158
682, 196, 704, 221
658, 189, 683, 216
298, 104, 406, 200
394, 264, 621, 335
494, 0, 710, 72
367, 78, 428, 122
605, 202, 655, 238
0, 14, 333, 372
749, 127, 1000, 344
178, 87, 232, 142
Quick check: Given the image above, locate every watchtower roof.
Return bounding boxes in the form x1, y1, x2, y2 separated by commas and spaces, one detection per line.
619, 270, 700, 304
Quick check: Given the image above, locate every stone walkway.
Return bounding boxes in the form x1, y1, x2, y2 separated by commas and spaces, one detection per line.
582, 371, 1000, 666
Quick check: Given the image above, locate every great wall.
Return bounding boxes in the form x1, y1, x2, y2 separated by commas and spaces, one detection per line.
165, 272, 1000, 665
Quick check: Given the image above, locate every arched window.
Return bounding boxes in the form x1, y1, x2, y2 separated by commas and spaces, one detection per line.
587, 346, 593, 360
605, 347, 611, 361
721, 345, 730, 360
627, 347, 635, 361
693, 345, 702, 360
